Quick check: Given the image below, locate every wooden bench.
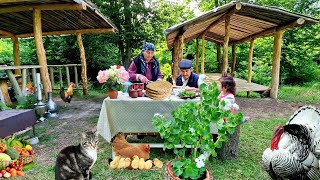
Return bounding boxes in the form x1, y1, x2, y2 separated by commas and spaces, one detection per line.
0, 109, 36, 138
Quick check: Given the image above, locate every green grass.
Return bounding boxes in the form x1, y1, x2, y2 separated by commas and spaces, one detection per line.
19, 117, 286, 180
236, 82, 320, 103
15, 83, 315, 179
278, 82, 320, 103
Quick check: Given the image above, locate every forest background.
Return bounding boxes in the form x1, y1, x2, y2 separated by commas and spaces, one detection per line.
0, 0, 319, 87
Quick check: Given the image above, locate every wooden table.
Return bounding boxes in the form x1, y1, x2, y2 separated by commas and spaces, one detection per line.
97, 92, 199, 143
0, 109, 36, 138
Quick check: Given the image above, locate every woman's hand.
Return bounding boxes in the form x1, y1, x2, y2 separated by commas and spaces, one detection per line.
138, 75, 149, 83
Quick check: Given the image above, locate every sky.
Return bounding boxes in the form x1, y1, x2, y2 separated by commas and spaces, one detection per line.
145, 0, 201, 15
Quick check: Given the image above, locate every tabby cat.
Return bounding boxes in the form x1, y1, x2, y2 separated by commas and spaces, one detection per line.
55, 129, 99, 180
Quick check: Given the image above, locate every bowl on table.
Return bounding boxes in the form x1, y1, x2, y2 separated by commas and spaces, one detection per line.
129, 89, 138, 98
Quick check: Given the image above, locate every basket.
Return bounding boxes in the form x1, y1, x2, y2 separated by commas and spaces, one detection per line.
0, 160, 15, 169
19, 154, 37, 165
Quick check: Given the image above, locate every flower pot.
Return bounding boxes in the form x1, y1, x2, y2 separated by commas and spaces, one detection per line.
108, 90, 118, 99
165, 161, 214, 180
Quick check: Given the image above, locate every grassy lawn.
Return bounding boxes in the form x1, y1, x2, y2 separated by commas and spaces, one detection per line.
12, 83, 318, 180
237, 81, 320, 104
21, 116, 286, 180
278, 82, 320, 103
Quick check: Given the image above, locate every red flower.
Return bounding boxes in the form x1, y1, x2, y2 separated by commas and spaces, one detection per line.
116, 65, 121, 69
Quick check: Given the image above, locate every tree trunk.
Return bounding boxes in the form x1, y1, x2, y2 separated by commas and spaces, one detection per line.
33, 9, 52, 99
270, 30, 284, 99
217, 125, 240, 160
76, 33, 89, 96
124, 43, 132, 69
231, 44, 236, 77
172, 35, 184, 83
216, 43, 222, 72
12, 36, 21, 75
118, 41, 127, 68
222, 15, 231, 73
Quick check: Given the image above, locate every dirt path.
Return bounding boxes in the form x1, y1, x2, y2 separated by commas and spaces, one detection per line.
35, 97, 103, 166
33, 96, 320, 167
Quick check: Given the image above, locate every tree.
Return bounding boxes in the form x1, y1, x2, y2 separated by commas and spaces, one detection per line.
93, 0, 155, 68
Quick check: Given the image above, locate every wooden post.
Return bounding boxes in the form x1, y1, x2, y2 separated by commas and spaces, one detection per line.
49, 67, 54, 89
6, 70, 22, 102
172, 35, 184, 82
21, 69, 27, 96
33, 9, 52, 98
0, 80, 11, 105
0, 88, 6, 105
11, 36, 21, 75
76, 33, 89, 95
217, 43, 222, 72
32, 68, 37, 86
247, 38, 254, 97
195, 39, 199, 74
231, 44, 236, 77
59, 67, 63, 88
26, 69, 31, 82
74, 66, 79, 88
201, 35, 205, 74
270, 30, 284, 99
222, 15, 231, 73
65, 66, 70, 86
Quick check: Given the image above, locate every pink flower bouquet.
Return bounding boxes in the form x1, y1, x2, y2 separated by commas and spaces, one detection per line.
97, 65, 129, 91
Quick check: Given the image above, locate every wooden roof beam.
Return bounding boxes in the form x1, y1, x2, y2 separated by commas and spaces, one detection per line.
234, 18, 305, 44
197, 3, 242, 39
0, 0, 36, 3
0, 29, 14, 37
3, 28, 116, 38
0, 3, 87, 14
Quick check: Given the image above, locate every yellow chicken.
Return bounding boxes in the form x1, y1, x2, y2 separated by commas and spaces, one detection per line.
138, 158, 145, 170
132, 155, 139, 160
144, 160, 153, 170
131, 155, 139, 169
123, 158, 131, 169
109, 156, 121, 169
117, 158, 127, 169
153, 158, 163, 168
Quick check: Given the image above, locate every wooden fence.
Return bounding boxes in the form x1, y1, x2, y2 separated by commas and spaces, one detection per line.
0, 64, 81, 105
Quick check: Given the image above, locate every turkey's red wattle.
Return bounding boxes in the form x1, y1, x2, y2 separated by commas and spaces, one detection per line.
270, 126, 284, 150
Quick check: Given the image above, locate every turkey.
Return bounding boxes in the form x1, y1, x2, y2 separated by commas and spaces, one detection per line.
262, 105, 320, 179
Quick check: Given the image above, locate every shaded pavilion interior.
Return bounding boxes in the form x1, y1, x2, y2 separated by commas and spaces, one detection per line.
164, 1, 319, 98
0, 0, 117, 97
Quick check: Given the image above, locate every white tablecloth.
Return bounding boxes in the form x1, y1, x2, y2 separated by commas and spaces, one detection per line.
97, 92, 199, 143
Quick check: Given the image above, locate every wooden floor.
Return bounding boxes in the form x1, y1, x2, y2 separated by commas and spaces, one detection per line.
205, 73, 269, 93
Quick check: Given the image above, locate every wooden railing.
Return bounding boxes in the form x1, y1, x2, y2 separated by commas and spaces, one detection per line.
0, 64, 82, 105
47, 64, 81, 90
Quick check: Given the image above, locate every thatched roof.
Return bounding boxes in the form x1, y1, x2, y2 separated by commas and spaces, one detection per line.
164, 1, 319, 49
0, 0, 117, 38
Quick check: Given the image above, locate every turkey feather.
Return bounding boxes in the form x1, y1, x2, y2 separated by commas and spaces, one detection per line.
262, 106, 320, 179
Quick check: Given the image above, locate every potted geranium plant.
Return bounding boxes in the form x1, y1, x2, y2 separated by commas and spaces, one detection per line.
97, 65, 129, 99
152, 82, 243, 180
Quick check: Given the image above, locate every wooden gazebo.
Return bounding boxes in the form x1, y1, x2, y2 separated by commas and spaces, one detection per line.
164, 1, 319, 98
0, 0, 117, 97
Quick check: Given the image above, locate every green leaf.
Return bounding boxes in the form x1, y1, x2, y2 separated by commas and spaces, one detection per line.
184, 163, 201, 179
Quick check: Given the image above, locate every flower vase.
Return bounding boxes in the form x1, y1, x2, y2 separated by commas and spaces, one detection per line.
165, 161, 214, 180
108, 90, 118, 99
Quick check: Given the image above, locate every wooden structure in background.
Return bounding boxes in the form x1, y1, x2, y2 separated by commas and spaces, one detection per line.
47, 64, 81, 90
0, 64, 81, 105
164, 2, 319, 99
205, 73, 269, 93
0, 0, 117, 97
